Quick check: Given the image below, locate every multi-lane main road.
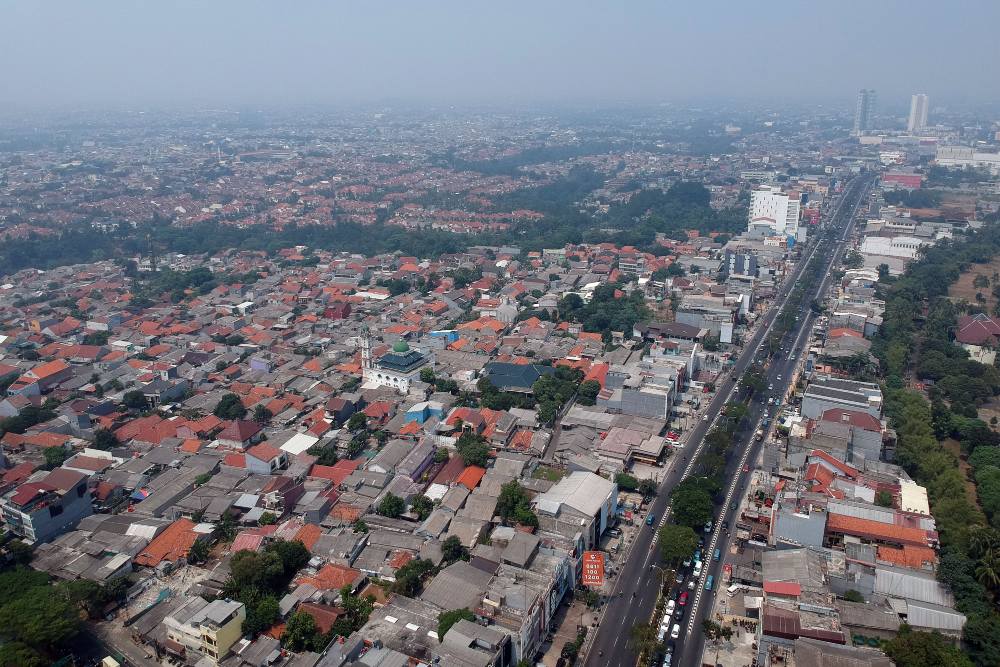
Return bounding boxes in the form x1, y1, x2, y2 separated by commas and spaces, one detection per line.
581, 173, 874, 667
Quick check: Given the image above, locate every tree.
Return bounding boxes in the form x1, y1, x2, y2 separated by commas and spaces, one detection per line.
6, 540, 33, 566
497, 480, 538, 527
875, 491, 894, 508
377, 493, 405, 518
307, 443, 338, 466
122, 389, 148, 411
410, 495, 434, 521
0, 586, 80, 652
441, 535, 470, 564
670, 478, 715, 529
43, 446, 69, 470
244, 596, 280, 637
92, 428, 118, 450
577, 379, 601, 406
627, 622, 658, 657
456, 431, 490, 467
843, 589, 865, 603
213, 511, 238, 542
658, 523, 699, 565
615, 473, 640, 492
433, 448, 450, 464
258, 511, 278, 526
392, 558, 437, 597
437, 608, 475, 641
347, 412, 368, 432
282, 611, 324, 651
420, 367, 436, 384
188, 538, 210, 564
884, 626, 972, 667
702, 619, 733, 642
253, 404, 273, 424
214, 393, 247, 420
702, 333, 720, 351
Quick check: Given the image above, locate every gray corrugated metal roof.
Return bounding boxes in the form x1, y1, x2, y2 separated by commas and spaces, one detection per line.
875, 566, 954, 607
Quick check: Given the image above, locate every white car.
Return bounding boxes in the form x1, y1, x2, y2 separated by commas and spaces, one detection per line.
671, 623, 681, 639
693, 560, 703, 578
665, 599, 676, 616
687, 578, 696, 590
658, 624, 669, 642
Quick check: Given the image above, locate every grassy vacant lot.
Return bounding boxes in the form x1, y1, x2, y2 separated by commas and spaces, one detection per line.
532, 465, 567, 482
948, 255, 1000, 313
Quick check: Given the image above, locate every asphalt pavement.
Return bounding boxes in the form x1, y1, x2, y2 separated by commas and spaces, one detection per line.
581, 173, 873, 667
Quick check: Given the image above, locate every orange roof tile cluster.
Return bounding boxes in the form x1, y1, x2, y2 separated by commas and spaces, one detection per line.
134, 518, 199, 567
296, 562, 361, 591
456, 465, 486, 490
877, 544, 938, 570
825, 513, 931, 548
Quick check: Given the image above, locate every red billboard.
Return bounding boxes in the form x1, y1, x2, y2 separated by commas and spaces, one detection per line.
581, 551, 605, 587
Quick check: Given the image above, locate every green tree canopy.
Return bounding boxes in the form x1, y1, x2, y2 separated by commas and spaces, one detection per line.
437, 608, 475, 641
214, 392, 247, 420
657, 523, 699, 565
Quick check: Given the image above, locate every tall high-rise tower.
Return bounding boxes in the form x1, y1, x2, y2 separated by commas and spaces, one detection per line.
907, 94, 929, 133
853, 89, 876, 136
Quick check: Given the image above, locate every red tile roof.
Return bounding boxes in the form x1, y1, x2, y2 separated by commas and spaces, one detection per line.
763, 581, 801, 597
456, 465, 486, 491
134, 518, 199, 567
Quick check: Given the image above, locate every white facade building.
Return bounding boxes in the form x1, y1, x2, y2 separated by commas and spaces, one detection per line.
748, 186, 802, 240
360, 326, 433, 394
907, 94, 929, 133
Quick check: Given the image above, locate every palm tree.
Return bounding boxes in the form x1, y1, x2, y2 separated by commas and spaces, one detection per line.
975, 551, 1000, 590
627, 622, 658, 658
969, 527, 1000, 559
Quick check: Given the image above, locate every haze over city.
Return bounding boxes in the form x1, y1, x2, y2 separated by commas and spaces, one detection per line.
0, 4, 999, 667
3, 1, 999, 110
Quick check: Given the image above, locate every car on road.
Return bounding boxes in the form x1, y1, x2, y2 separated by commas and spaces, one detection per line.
768, 384, 774, 390
702, 414, 709, 422
646, 513, 656, 526
674, 570, 684, 584
705, 574, 715, 590
658, 623, 669, 642
777, 374, 782, 381
678, 591, 688, 606
704, 519, 714, 534
743, 464, 750, 473
714, 548, 721, 561
670, 624, 681, 639
666, 640, 675, 654
693, 561, 703, 578
662, 653, 672, 666
665, 599, 676, 616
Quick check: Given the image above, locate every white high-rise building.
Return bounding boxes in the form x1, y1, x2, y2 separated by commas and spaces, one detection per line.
853, 89, 876, 136
748, 186, 801, 240
907, 94, 929, 133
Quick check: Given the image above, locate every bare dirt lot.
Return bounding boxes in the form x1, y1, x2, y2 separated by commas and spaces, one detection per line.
948, 256, 1000, 313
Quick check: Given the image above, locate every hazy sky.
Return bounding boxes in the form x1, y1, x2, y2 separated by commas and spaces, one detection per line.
3, 1, 998, 111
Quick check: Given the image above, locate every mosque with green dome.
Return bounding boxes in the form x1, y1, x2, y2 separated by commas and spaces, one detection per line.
360, 326, 434, 393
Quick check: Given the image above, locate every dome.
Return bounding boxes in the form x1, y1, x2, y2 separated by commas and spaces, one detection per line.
392, 340, 411, 353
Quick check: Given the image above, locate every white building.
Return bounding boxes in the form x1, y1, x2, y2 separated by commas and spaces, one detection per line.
748, 186, 802, 241
361, 326, 433, 394
907, 94, 929, 133
859, 235, 926, 275
936, 146, 1000, 173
